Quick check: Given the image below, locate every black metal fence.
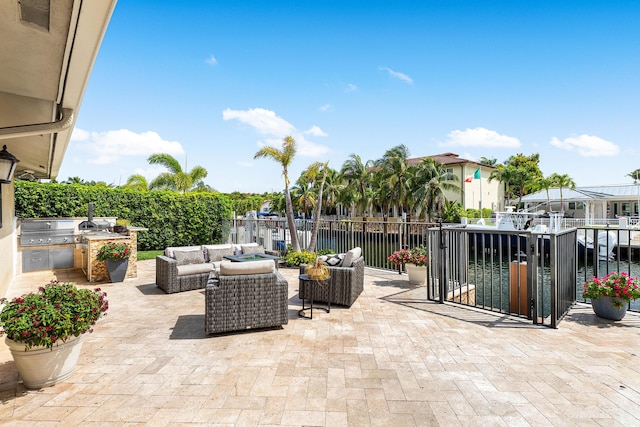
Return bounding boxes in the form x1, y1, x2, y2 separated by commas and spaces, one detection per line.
225, 217, 640, 327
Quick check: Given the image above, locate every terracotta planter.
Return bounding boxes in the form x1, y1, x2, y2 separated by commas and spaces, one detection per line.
106, 258, 129, 282
406, 264, 426, 285
591, 296, 628, 321
6, 335, 86, 389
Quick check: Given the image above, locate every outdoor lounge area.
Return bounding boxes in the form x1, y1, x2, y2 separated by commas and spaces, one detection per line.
1, 260, 639, 425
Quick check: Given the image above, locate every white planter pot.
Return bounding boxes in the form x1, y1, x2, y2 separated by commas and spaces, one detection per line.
406, 264, 426, 285
5, 334, 86, 389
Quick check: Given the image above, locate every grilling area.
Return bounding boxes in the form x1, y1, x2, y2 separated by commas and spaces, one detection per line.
17, 204, 145, 282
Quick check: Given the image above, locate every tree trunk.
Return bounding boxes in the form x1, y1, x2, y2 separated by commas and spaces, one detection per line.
307, 168, 328, 252
284, 181, 300, 252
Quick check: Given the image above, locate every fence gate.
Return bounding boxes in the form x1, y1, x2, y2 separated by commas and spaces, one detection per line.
426, 224, 577, 328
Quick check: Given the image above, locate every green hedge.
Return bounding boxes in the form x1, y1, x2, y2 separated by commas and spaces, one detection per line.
15, 182, 233, 251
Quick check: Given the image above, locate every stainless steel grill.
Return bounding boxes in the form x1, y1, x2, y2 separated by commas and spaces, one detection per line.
20, 219, 75, 246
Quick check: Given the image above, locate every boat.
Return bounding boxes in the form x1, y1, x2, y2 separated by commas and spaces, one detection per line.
463, 208, 616, 260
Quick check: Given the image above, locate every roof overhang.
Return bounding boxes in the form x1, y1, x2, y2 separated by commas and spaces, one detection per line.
0, 0, 117, 181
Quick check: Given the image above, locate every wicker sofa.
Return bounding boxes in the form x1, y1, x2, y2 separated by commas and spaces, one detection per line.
205, 260, 289, 334
156, 243, 277, 294
299, 247, 365, 307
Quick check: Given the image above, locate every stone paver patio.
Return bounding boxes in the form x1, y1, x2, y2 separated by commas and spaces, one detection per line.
1, 260, 639, 426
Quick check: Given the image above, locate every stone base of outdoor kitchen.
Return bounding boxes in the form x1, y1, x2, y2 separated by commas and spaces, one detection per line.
82, 228, 144, 283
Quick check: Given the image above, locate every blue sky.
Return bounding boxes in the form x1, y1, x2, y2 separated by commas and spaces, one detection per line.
60, 0, 640, 192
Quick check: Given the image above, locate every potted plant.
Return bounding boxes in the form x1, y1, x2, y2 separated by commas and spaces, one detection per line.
0, 280, 108, 389
583, 271, 640, 320
113, 218, 130, 234
306, 256, 329, 281
388, 245, 428, 285
97, 241, 131, 282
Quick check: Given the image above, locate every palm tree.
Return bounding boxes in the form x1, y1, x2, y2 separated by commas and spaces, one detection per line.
147, 153, 208, 193
123, 174, 149, 191
290, 176, 316, 218
254, 136, 300, 252
340, 154, 373, 216
63, 176, 86, 185
321, 168, 342, 216
302, 161, 329, 252
412, 158, 459, 221
375, 145, 412, 217
526, 176, 554, 211
479, 157, 497, 166
628, 169, 640, 183
550, 173, 576, 213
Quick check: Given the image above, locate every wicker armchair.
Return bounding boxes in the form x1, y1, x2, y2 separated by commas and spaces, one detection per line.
205, 261, 289, 334
156, 255, 212, 294
299, 256, 365, 307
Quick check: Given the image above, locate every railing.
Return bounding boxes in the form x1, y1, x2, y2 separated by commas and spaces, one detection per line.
224, 218, 640, 325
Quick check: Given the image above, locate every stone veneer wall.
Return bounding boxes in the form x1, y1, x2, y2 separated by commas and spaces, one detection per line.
88, 231, 138, 283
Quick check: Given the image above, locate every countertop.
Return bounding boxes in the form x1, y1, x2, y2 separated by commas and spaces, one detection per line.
78, 227, 147, 241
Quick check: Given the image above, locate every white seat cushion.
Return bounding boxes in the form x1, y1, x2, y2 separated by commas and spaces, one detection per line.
176, 263, 214, 276
219, 260, 275, 276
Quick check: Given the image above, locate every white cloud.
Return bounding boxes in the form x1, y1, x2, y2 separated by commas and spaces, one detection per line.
206, 55, 217, 65
345, 83, 358, 92
297, 136, 331, 157
71, 128, 184, 165
550, 135, 619, 157
379, 66, 414, 84
441, 127, 521, 148
236, 161, 253, 168
223, 107, 330, 157
319, 104, 332, 112
130, 166, 167, 182
222, 108, 295, 137
304, 125, 328, 137
71, 128, 90, 141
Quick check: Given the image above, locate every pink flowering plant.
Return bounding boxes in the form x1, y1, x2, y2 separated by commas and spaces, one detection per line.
0, 280, 109, 350
96, 241, 131, 261
388, 245, 428, 267
582, 272, 640, 309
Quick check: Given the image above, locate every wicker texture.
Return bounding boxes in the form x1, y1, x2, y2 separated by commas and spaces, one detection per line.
205, 271, 289, 334
299, 256, 365, 307
156, 255, 210, 294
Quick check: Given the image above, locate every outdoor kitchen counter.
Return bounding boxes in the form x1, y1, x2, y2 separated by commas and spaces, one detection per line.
81, 227, 147, 283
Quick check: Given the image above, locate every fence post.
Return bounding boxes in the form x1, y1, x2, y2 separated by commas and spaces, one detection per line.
438, 221, 447, 303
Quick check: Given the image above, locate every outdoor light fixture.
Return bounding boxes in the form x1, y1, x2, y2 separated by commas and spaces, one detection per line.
0, 145, 19, 184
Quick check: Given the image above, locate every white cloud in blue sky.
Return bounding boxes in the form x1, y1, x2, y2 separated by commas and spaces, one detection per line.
379, 67, 413, 84
222, 108, 330, 157
345, 83, 358, 92
304, 126, 328, 137
550, 135, 619, 157
442, 128, 521, 148
70, 128, 184, 165
206, 55, 217, 65
222, 108, 295, 136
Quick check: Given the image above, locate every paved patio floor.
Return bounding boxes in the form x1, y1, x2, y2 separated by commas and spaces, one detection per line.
1, 260, 639, 426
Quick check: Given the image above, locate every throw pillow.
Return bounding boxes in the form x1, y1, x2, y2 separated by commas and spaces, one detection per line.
206, 247, 235, 262
242, 244, 265, 254
324, 254, 344, 266
165, 245, 201, 258
341, 247, 362, 267
173, 249, 205, 266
